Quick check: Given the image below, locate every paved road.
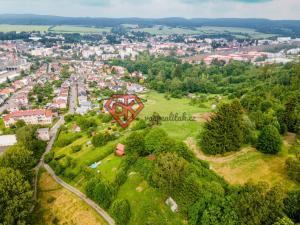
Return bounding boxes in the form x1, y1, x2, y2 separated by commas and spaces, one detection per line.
69, 80, 77, 114
43, 164, 115, 225
32, 78, 115, 225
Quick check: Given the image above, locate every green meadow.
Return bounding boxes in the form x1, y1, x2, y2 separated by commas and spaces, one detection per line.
49, 25, 111, 34
0, 24, 50, 32
138, 91, 211, 141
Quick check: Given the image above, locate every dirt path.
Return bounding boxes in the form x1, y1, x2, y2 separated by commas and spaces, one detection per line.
185, 137, 255, 164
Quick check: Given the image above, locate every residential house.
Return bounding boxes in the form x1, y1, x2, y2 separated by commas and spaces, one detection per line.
37, 128, 50, 141
3, 109, 53, 127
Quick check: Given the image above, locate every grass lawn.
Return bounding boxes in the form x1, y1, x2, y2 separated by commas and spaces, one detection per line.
117, 172, 185, 225
97, 153, 123, 183
0, 24, 49, 32
138, 91, 211, 141
36, 170, 108, 225
50, 25, 111, 34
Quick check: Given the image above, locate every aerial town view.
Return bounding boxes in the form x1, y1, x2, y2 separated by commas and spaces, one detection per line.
0, 0, 299, 225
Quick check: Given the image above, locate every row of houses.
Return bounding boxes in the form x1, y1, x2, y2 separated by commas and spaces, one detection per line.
3, 109, 53, 127
0, 76, 32, 106
51, 80, 70, 109
76, 81, 92, 115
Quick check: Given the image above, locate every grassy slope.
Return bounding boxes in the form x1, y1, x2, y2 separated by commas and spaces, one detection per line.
117, 172, 185, 225
187, 134, 299, 190
138, 91, 210, 141
36, 170, 108, 225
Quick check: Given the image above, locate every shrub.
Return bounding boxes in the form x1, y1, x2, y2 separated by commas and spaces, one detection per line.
54, 154, 65, 160
47, 196, 56, 203
92, 132, 111, 147
257, 125, 282, 154
285, 156, 300, 182
110, 199, 131, 225
132, 119, 147, 130
102, 114, 113, 123
63, 168, 76, 180
44, 152, 54, 163
49, 160, 63, 175
71, 145, 82, 153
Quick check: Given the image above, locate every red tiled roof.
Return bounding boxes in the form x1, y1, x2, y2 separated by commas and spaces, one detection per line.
3, 109, 52, 121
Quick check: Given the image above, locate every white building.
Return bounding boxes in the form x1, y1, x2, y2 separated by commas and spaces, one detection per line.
3, 109, 53, 127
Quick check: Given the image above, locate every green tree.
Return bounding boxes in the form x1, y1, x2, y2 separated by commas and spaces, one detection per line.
0, 167, 33, 224
152, 152, 187, 192
110, 199, 131, 225
199, 100, 245, 155
283, 97, 299, 132
16, 125, 46, 159
125, 131, 145, 156
257, 125, 282, 154
85, 178, 114, 209
144, 128, 175, 154
0, 145, 35, 179
283, 190, 300, 223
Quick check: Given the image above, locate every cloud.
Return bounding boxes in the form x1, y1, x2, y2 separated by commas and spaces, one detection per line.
0, 0, 298, 19
181, 0, 272, 3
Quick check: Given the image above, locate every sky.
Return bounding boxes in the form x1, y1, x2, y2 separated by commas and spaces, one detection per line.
0, 0, 299, 19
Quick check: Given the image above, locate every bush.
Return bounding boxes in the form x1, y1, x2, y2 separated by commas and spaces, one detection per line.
110, 199, 131, 225
71, 145, 82, 153
257, 125, 282, 154
47, 196, 56, 203
49, 160, 63, 175
92, 132, 112, 147
102, 114, 113, 123
54, 154, 65, 160
63, 168, 77, 180
285, 156, 300, 182
44, 152, 54, 163
132, 119, 147, 130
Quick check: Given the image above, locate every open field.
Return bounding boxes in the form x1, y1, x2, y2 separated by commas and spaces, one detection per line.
138, 91, 212, 141
129, 25, 275, 38
186, 134, 299, 190
0, 24, 274, 38
0, 24, 50, 32
50, 26, 111, 34
36, 170, 107, 225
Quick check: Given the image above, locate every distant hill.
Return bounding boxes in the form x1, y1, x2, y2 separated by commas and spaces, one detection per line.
0, 14, 300, 37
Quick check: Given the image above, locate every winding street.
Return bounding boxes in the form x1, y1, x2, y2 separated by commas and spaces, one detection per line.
32, 77, 115, 225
